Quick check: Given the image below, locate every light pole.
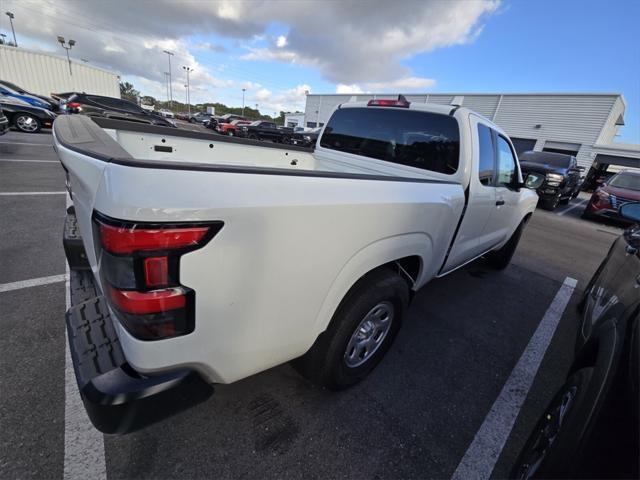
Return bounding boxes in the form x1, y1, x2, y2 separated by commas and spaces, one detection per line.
164, 72, 170, 104
163, 50, 174, 108
57, 36, 76, 76
241, 88, 246, 117
5, 12, 17, 47
182, 66, 193, 115
184, 84, 188, 111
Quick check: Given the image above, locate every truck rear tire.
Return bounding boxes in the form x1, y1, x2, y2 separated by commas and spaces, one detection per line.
293, 269, 409, 390
486, 221, 524, 270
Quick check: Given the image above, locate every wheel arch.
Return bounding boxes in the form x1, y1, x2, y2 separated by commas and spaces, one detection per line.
311, 233, 433, 338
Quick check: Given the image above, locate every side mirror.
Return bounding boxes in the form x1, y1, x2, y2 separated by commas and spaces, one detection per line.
524, 173, 545, 190
619, 202, 640, 224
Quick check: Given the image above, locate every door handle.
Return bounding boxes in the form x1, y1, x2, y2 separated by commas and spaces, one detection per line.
496, 200, 505, 206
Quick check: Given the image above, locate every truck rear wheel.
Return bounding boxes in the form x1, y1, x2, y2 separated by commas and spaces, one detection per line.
293, 269, 409, 390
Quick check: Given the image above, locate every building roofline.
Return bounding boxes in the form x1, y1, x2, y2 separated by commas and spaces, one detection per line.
0, 44, 120, 76
306, 92, 623, 97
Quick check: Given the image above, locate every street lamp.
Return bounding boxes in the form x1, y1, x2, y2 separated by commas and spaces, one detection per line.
242, 88, 246, 117
5, 12, 17, 47
182, 66, 193, 116
57, 36, 76, 76
163, 50, 174, 108
164, 72, 170, 103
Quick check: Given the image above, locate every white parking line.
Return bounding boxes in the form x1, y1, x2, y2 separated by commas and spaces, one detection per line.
452, 276, 577, 480
0, 274, 68, 293
556, 198, 588, 216
0, 191, 66, 195
0, 158, 59, 163
63, 195, 107, 480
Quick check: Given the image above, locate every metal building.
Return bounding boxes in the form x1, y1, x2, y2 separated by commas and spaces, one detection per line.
304, 93, 640, 173
0, 45, 120, 99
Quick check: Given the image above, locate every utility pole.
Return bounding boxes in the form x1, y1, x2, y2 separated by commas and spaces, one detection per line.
5, 12, 17, 47
163, 50, 174, 108
242, 88, 246, 117
182, 66, 193, 115
164, 72, 170, 104
57, 36, 76, 76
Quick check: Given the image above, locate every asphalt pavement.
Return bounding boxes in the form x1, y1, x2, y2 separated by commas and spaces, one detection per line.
0, 129, 625, 479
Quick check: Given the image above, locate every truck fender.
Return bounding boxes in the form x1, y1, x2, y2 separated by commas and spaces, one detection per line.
311, 233, 433, 338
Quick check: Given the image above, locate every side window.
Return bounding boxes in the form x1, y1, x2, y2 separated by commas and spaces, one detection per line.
477, 124, 495, 185
496, 135, 517, 186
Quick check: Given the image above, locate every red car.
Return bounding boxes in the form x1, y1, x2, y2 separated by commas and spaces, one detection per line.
216, 119, 251, 136
583, 170, 640, 222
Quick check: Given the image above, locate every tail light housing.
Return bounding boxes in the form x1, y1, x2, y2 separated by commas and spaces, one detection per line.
66, 101, 82, 112
367, 95, 410, 108
93, 212, 223, 340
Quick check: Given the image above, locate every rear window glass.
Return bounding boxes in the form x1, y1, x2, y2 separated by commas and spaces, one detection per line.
320, 107, 459, 174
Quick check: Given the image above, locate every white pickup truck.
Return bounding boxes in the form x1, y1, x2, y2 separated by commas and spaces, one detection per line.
55, 97, 543, 433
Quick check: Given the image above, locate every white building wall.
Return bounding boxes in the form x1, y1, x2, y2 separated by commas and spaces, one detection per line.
304, 93, 629, 169
0, 45, 120, 98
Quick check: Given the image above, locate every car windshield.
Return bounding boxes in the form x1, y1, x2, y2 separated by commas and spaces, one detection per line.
608, 173, 640, 191
1, 81, 27, 94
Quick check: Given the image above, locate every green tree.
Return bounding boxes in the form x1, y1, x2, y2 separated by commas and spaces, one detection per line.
119, 81, 139, 103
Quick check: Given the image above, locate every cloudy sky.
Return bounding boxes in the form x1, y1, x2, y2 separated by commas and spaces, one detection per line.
1, 0, 638, 142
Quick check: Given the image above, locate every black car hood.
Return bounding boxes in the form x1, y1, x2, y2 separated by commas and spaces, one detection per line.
519, 161, 567, 176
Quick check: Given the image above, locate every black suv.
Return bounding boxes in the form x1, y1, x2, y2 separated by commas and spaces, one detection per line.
65, 93, 176, 127
236, 121, 293, 142
519, 151, 584, 210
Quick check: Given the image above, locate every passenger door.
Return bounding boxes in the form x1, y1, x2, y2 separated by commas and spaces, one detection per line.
489, 134, 523, 244
440, 119, 498, 273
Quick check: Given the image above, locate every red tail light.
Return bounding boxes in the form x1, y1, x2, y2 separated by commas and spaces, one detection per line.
367, 95, 410, 108
93, 213, 223, 340
67, 101, 82, 110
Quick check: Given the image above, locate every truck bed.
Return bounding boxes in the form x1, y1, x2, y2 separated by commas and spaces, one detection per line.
54, 115, 450, 181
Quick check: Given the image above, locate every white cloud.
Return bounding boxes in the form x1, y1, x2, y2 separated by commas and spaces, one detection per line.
247, 84, 311, 113
336, 84, 364, 94
2, 0, 498, 103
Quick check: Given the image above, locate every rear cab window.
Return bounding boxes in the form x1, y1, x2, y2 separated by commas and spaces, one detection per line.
319, 107, 460, 175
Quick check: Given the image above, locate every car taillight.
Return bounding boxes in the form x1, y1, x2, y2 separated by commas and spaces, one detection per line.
367, 95, 410, 108
93, 213, 223, 340
67, 101, 82, 111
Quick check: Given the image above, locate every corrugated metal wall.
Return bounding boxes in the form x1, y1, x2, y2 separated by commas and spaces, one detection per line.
304, 93, 626, 168
0, 45, 120, 98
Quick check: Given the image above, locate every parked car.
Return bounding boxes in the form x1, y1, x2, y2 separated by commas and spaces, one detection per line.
188, 112, 213, 124
64, 93, 176, 127
0, 80, 59, 111
54, 98, 544, 434
582, 170, 640, 223
236, 120, 293, 143
215, 119, 251, 136
0, 80, 54, 110
0, 95, 57, 133
218, 113, 248, 124
157, 109, 174, 118
518, 150, 584, 210
0, 106, 8, 135
512, 201, 640, 479
290, 126, 322, 147
174, 112, 190, 121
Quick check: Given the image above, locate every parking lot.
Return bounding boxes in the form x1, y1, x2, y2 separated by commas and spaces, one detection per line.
0, 129, 625, 479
